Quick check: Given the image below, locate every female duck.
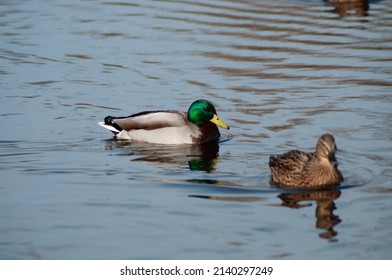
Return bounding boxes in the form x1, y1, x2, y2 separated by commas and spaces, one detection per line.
269, 134, 343, 188
98, 99, 229, 144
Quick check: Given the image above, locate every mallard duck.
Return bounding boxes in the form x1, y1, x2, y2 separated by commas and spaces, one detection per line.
269, 134, 343, 188
98, 99, 229, 144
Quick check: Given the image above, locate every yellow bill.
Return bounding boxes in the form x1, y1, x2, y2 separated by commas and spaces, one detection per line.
210, 114, 229, 130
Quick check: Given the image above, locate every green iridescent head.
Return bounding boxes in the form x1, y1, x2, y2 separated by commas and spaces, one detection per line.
187, 99, 229, 129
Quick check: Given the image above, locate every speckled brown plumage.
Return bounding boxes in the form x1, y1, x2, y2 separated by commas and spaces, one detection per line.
269, 134, 343, 189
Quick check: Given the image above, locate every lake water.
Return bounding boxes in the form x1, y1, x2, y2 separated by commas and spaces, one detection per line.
1, 0, 391, 259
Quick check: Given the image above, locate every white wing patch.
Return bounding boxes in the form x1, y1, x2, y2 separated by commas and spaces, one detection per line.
98, 122, 120, 133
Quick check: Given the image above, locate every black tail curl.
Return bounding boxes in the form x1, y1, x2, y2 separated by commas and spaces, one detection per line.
104, 116, 123, 133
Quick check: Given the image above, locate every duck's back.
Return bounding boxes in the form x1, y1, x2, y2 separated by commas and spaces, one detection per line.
269, 150, 314, 187
111, 110, 188, 131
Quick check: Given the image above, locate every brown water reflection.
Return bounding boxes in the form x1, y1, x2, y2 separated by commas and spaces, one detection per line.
160, 0, 392, 97
191, 189, 341, 241
279, 190, 341, 240
325, 0, 369, 17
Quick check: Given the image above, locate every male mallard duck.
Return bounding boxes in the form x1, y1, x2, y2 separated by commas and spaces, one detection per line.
98, 99, 229, 144
269, 134, 343, 188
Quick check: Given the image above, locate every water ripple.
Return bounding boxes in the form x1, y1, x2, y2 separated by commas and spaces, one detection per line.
1, 0, 391, 260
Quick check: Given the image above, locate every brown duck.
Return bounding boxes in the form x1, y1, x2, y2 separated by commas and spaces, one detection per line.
269, 134, 343, 188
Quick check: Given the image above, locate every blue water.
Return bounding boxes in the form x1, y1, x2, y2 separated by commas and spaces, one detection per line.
1, 0, 391, 259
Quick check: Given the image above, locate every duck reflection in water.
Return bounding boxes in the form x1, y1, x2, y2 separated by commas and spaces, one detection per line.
325, 0, 369, 17
190, 188, 342, 241
279, 189, 341, 240
105, 139, 220, 172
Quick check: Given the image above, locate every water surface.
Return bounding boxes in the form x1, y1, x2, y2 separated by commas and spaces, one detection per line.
1, 0, 391, 259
